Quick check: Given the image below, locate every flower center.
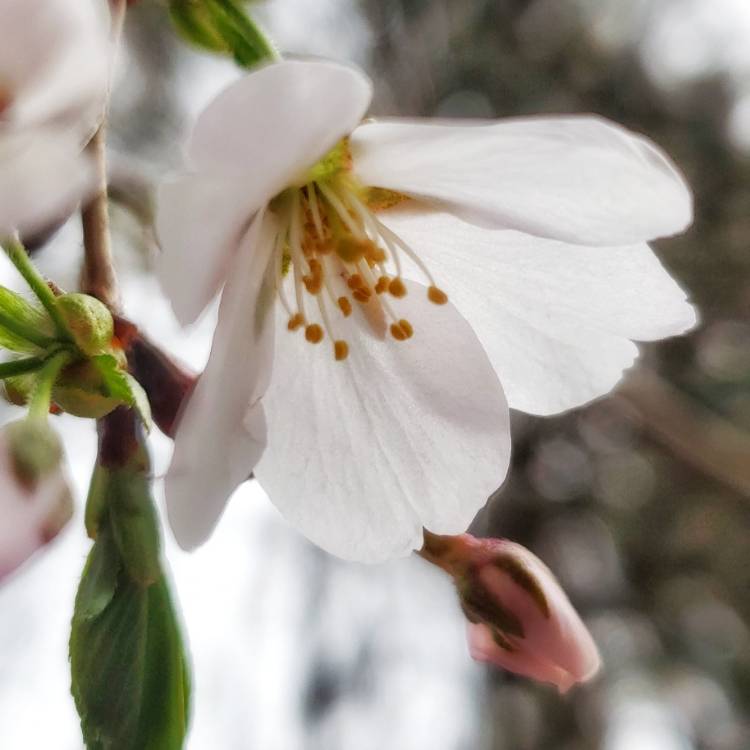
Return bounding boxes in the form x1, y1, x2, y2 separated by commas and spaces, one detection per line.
269, 141, 448, 362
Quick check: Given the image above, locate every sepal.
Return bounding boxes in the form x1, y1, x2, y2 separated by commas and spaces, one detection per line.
0, 284, 54, 352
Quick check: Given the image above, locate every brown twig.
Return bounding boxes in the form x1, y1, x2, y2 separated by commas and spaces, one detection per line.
618, 369, 750, 497
79, 0, 128, 310
81, 125, 119, 310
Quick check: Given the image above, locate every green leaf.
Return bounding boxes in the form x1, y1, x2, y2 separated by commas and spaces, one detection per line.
168, 0, 277, 69
0, 285, 55, 351
93, 355, 153, 431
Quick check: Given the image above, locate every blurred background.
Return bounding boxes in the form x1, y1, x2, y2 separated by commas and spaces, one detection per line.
2, 0, 750, 748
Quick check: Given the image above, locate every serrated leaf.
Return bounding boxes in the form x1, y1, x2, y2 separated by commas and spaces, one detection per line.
0, 285, 54, 352
93, 355, 153, 431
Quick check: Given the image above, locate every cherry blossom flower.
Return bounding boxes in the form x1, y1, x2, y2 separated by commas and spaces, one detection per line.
0, 0, 109, 236
157, 59, 695, 562
0, 422, 73, 581
421, 533, 599, 693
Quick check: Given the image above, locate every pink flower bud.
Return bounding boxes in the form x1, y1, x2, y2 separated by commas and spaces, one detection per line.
422, 533, 600, 693
0, 423, 72, 581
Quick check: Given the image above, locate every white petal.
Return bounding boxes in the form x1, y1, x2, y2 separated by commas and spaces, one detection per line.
0, 0, 108, 126
254, 282, 511, 563
0, 130, 94, 237
156, 174, 256, 325
188, 59, 372, 180
0, 435, 72, 581
166, 210, 277, 550
157, 60, 372, 325
351, 116, 692, 245
381, 209, 696, 415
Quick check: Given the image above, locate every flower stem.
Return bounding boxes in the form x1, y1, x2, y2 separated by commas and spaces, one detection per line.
27, 350, 71, 422
0, 356, 48, 379
2, 237, 70, 338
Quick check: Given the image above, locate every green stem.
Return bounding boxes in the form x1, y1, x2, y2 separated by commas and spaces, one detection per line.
2, 237, 70, 339
27, 350, 72, 421
0, 356, 48, 379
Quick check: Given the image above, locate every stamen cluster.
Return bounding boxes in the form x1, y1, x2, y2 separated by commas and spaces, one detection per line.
271, 168, 448, 361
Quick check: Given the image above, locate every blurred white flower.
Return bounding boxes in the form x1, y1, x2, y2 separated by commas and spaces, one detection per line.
0, 422, 72, 581
156, 59, 695, 562
0, 0, 109, 236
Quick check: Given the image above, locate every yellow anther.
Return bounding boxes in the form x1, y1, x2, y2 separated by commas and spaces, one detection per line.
287, 313, 305, 331
374, 275, 390, 295
303, 259, 324, 294
317, 238, 335, 255
352, 289, 372, 304
305, 324, 324, 343
334, 340, 349, 361
337, 297, 353, 317
309, 258, 323, 275
347, 274, 365, 290
398, 319, 413, 339
390, 323, 408, 341
303, 276, 323, 294
363, 186, 410, 212
388, 277, 407, 298
364, 242, 387, 265
336, 238, 366, 264
428, 285, 448, 305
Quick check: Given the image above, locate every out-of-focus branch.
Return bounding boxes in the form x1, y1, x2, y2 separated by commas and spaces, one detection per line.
618, 369, 750, 497
80, 0, 128, 310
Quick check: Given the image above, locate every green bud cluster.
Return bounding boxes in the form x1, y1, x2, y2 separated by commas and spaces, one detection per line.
0, 270, 151, 425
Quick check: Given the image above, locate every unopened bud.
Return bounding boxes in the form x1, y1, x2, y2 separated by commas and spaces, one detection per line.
53, 360, 121, 418
421, 532, 600, 693
57, 293, 114, 357
5, 419, 63, 487
0, 423, 72, 581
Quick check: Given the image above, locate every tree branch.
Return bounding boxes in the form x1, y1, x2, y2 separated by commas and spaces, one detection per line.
618, 369, 750, 498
